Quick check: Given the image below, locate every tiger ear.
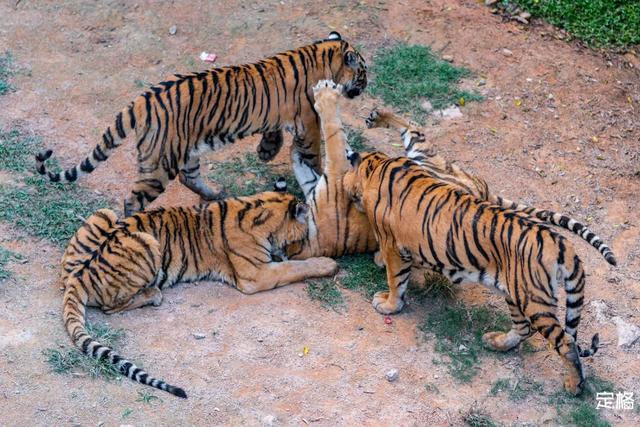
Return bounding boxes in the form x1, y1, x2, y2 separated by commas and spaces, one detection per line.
292, 203, 309, 224
347, 151, 362, 168
344, 51, 358, 68
327, 31, 342, 41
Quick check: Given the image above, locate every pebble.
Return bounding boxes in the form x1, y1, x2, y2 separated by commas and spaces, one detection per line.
442, 54, 454, 62
434, 106, 463, 120
192, 332, 206, 340
477, 79, 486, 86
421, 100, 433, 112
501, 48, 513, 57
485, 0, 498, 5
386, 368, 399, 382
613, 317, 640, 349
169, 25, 177, 35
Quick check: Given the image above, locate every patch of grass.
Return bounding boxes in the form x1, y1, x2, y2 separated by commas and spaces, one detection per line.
207, 152, 303, 199
0, 128, 110, 245
121, 408, 134, 419
421, 302, 511, 382
136, 390, 161, 405
410, 271, 455, 301
345, 125, 371, 151
134, 79, 151, 88
548, 375, 615, 427
0, 129, 42, 172
0, 246, 24, 281
505, 0, 640, 48
306, 278, 345, 311
336, 254, 387, 298
368, 43, 482, 121
0, 51, 15, 95
463, 408, 500, 427
490, 376, 544, 401
43, 322, 125, 379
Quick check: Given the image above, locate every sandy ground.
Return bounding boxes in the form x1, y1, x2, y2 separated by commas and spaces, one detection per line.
0, 0, 639, 425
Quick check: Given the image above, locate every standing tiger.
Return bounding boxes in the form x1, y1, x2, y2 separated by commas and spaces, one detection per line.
61, 192, 338, 397
343, 149, 600, 395
365, 109, 616, 266
35, 32, 367, 216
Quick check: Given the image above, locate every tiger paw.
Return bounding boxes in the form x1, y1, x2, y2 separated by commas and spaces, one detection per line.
372, 291, 405, 314
312, 80, 343, 114
365, 109, 383, 128
482, 331, 522, 352
257, 130, 284, 162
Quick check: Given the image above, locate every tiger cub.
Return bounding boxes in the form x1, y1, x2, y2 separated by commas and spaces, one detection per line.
36, 32, 367, 216
365, 109, 616, 266
343, 149, 600, 395
61, 192, 337, 398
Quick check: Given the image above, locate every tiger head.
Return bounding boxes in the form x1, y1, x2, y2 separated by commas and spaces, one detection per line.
343, 150, 389, 212
323, 32, 367, 99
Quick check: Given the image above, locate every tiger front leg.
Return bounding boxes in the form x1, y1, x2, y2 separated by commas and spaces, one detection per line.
293, 114, 322, 173
312, 80, 351, 175
103, 287, 163, 315
234, 258, 338, 295
372, 246, 412, 314
179, 155, 225, 202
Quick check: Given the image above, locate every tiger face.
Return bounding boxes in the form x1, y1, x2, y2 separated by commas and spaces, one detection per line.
325, 32, 367, 99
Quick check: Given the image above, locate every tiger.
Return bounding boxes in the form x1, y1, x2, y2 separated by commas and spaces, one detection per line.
343, 148, 601, 395
35, 32, 367, 216
60, 191, 338, 398
365, 108, 616, 266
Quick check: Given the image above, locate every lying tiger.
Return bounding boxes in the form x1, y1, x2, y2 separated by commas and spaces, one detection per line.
61, 192, 337, 398
36, 32, 367, 216
343, 141, 600, 395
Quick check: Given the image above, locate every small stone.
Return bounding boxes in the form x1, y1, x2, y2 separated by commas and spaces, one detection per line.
434, 106, 463, 120
386, 368, 399, 382
519, 11, 531, 19
458, 344, 467, 351
501, 48, 513, 57
477, 79, 486, 86
262, 415, 277, 426
613, 317, 640, 349
421, 100, 433, 112
485, 0, 498, 5
442, 54, 454, 62
192, 332, 206, 340
169, 25, 177, 35
515, 14, 529, 24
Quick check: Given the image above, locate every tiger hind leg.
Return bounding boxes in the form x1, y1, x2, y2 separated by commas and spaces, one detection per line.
179, 156, 225, 202
372, 246, 411, 314
124, 171, 170, 216
257, 130, 284, 162
483, 296, 534, 351
103, 287, 163, 315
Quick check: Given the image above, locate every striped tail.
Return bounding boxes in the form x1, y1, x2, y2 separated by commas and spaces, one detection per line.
36, 106, 136, 183
63, 282, 187, 398
491, 195, 617, 266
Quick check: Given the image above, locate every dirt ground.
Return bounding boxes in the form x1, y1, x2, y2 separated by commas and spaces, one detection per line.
1, 0, 639, 426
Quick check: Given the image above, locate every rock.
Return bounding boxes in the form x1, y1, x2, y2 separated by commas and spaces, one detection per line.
192, 332, 206, 340
458, 344, 467, 352
434, 106, 463, 120
442, 54, 454, 62
590, 300, 611, 323
262, 415, 277, 426
612, 317, 640, 349
169, 25, 177, 35
421, 100, 433, 112
477, 79, 486, 86
485, 0, 498, 5
501, 48, 513, 57
519, 11, 531, 19
386, 368, 399, 382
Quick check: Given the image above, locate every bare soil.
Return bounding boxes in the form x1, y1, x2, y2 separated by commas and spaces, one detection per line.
0, 1, 638, 426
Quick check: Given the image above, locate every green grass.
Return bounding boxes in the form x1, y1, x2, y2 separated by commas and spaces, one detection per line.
136, 390, 161, 404
421, 302, 512, 382
504, 0, 640, 48
490, 376, 544, 401
0, 51, 15, 95
336, 254, 387, 298
306, 278, 345, 311
548, 375, 615, 427
345, 125, 372, 151
0, 128, 110, 245
368, 44, 482, 121
463, 408, 500, 427
43, 322, 125, 379
410, 271, 456, 301
207, 152, 303, 199
0, 246, 24, 280
121, 408, 134, 419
